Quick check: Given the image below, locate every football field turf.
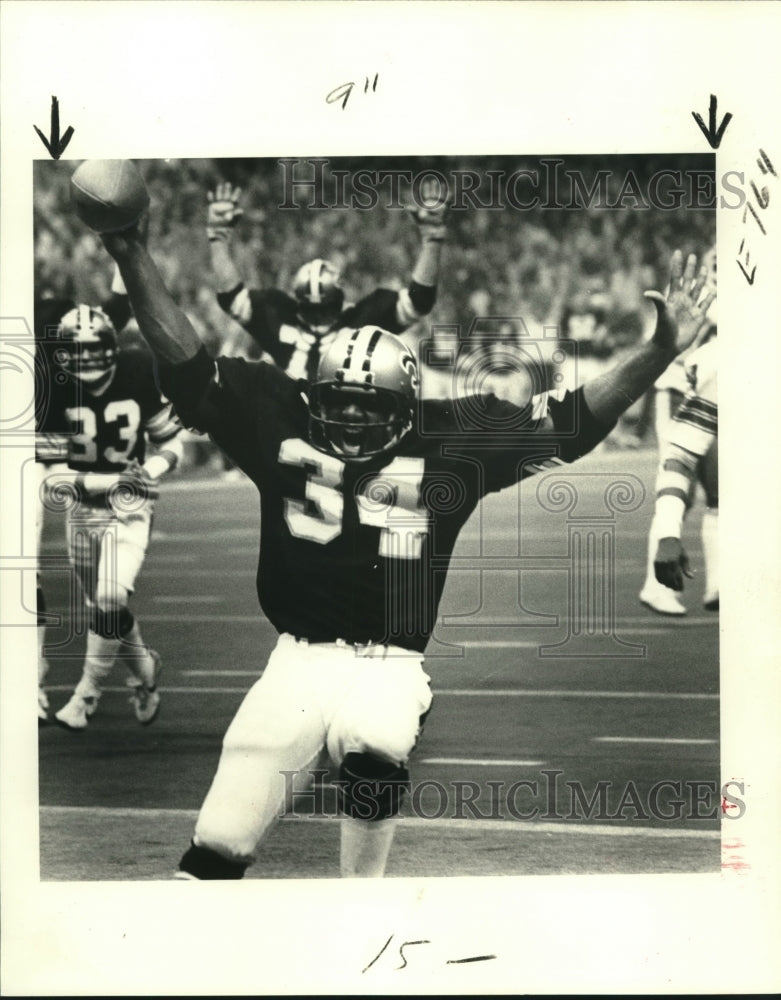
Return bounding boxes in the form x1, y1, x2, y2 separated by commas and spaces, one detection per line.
38, 447, 721, 880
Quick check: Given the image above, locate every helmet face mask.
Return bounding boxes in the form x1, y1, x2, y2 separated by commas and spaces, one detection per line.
297, 298, 344, 332
308, 327, 418, 461
56, 305, 118, 389
309, 383, 412, 459
292, 259, 345, 333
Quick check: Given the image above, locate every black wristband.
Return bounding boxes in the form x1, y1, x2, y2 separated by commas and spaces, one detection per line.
408, 281, 437, 316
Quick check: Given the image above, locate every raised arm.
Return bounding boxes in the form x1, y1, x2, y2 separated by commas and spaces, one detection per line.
100, 223, 203, 365
398, 178, 452, 324
582, 250, 716, 427
206, 182, 245, 294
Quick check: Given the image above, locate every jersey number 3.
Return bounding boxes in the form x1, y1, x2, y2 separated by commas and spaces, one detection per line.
278, 438, 428, 559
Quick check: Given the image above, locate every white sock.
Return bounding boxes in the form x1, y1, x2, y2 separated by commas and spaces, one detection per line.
117, 618, 154, 682
80, 628, 121, 692
340, 816, 398, 878
701, 507, 719, 599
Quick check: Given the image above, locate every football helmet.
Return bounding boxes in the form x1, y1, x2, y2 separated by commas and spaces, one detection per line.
56, 305, 118, 388
308, 326, 418, 460
292, 259, 345, 332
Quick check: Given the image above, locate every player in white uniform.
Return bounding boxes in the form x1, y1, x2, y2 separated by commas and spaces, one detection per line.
49, 306, 184, 729
640, 251, 717, 614
650, 336, 718, 605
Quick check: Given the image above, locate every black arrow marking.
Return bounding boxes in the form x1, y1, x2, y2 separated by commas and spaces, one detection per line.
691, 94, 732, 150
34, 96, 74, 159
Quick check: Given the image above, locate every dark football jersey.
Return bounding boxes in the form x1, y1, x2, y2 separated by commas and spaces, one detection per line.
163, 349, 611, 652
219, 286, 419, 382
58, 347, 180, 473
34, 294, 134, 456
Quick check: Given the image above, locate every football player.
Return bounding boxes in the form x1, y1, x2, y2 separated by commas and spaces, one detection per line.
50, 305, 184, 730
99, 214, 711, 879
651, 333, 718, 607
205, 179, 449, 381
35, 281, 131, 721
639, 250, 717, 614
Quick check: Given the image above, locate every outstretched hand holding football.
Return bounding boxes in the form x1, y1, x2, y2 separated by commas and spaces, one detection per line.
71, 159, 149, 235
645, 249, 717, 355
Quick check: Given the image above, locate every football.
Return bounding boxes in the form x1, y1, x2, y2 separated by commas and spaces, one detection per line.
71, 160, 149, 234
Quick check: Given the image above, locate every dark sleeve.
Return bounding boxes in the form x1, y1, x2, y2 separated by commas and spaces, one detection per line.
216, 284, 292, 351
452, 388, 616, 495
350, 284, 436, 332
407, 280, 437, 317
346, 288, 407, 334
157, 348, 266, 469
156, 348, 222, 432
102, 292, 132, 332
547, 385, 616, 463
34, 298, 76, 434
129, 351, 182, 442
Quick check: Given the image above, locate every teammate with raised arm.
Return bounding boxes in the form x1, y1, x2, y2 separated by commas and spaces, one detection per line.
205, 180, 449, 381
91, 168, 709, 878
50, 305, 184, 730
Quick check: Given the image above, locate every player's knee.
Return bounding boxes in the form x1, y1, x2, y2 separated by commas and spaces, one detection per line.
177, 839, 250, 880
89, 588, 134, 639
94, 582, 130, 613
338, 752, 410, 822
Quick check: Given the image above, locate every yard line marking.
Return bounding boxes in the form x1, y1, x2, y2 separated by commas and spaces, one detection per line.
443, 616, 715, 627
594, 737, 718, 745
434, 690, 718, 700
44, 685, 251, 695
39, 805, 720, 840
458, 641, 541, 649
153, 532, 257, 543
617, 626, 716, 635
181, 670, 260, 678
421, 757, 546, 767
142, 570, 256, 578
455, 632, 711, 646
153, 596, 224, 605
618, 616, 717, 626
164, 479, 254, 493
140, 614, 265, 623
43, 685, 717, 700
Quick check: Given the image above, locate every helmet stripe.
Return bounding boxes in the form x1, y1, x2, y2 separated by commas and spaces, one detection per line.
77, 304, 91, 332
342, 327, 363, 370
309, 258, 324, 303
362, 328, 383, 371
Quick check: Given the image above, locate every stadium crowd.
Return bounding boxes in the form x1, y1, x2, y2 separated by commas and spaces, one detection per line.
34, 154, 716, 460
